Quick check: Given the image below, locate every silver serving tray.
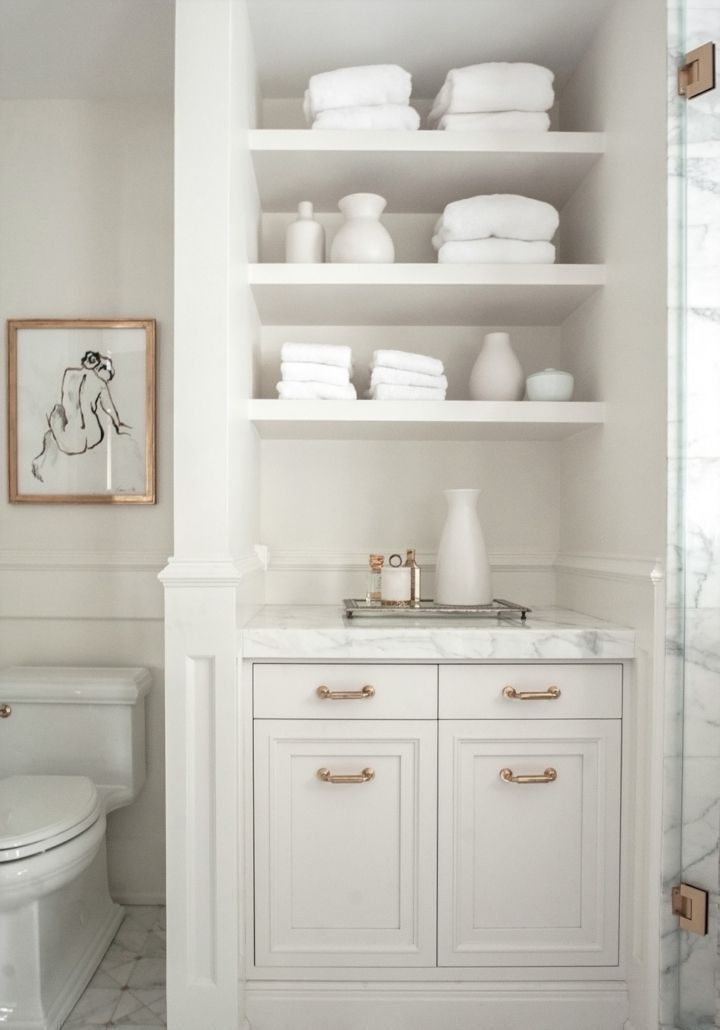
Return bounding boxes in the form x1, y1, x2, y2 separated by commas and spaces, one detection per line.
344, 598, 530, 620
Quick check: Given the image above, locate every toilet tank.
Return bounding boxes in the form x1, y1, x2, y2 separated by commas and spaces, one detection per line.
0, 666, 151, 811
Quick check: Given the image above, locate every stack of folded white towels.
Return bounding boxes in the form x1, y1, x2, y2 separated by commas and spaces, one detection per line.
433, 193, 559, 264
429, 62, 554, 132
304, 64, 420, 131
366, 350, 447, 400
277, 343, 357, 399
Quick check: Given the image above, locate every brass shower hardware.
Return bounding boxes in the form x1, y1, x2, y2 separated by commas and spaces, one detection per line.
678, 42, 715, 98
0, 703, 12, 718
672, 883, 708, 935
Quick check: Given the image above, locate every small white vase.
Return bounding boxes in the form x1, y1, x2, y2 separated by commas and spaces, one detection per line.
468, 331, 524, 401
435, 489, 492, 605
330, 193, 395, 263
285, 201, 325, 263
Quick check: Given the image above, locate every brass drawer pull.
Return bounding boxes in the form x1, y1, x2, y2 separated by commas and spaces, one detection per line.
0, 703, 11, 718
500, 767, 557, 785
502, 685, 561, 701
317, 767, 375, 785
316, 684, 375, 701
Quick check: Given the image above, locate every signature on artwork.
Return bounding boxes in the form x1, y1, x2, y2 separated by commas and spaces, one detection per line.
31, 350, 132, 483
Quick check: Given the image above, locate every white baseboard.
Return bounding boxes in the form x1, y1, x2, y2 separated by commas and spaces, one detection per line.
112, 892, 166, 906
246, 981, 629, 1030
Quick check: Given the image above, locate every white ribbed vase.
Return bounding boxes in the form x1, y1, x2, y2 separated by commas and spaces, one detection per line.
434, 489, 492, 605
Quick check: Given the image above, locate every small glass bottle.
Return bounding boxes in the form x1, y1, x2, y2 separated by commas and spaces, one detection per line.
366, 554, 384, 606
404, 549, 421, 607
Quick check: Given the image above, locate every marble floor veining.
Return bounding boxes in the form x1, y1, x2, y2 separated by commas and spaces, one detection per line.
61, 905, 166, 1030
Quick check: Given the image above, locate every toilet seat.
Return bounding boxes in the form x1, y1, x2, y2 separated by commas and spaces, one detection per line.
0, 774, 102, 862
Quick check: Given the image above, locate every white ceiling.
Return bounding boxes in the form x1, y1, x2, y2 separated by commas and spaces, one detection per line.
247, 0, 614, 98
0, 0, 174, 99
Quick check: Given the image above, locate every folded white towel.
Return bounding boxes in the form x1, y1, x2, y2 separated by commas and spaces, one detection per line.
433, 194, 559, 246
372, 349, 444, 377
429, 63, 554, 122
370, 366, 448, 390
437, 239, 556, 264
277, 381, 357, 400
366, 384, 447, 401
312, 104, 420, 131
281, 342, 353, 369
435, 111, 550, 132
281, 362, 351, 385
303, 65, 412, 122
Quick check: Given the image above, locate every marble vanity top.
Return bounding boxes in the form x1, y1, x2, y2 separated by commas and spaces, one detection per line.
239, 605, 635, 660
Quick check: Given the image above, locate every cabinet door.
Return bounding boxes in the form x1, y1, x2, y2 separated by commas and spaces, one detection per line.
254, 719, 437, 967
438, 719, 620, 967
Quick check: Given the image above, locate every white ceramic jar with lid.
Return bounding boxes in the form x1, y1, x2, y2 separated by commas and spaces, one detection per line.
526, 368, 574, 401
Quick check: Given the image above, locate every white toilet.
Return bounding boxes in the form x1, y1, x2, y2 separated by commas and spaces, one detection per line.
0, 665, 150, 1030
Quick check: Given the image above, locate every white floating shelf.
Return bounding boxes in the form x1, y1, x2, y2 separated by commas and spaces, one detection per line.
248, 263, 606, 326
249, 130, 605, 212
248, 400, 605, 441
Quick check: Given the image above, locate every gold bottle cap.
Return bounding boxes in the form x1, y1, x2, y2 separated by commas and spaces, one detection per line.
369, 553, 384, 570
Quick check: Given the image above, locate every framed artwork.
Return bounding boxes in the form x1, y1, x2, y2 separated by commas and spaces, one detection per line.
7, 319, 156, 504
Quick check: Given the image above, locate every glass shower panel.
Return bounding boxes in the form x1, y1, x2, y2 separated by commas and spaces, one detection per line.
667, 1, 720, 1029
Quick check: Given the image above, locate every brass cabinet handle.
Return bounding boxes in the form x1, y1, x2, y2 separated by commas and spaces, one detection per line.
0, 703, 11, 718
316, 684, 375, 701
317, 767, 375, 784
502, 685, 561, 701
500, 767, 557, 784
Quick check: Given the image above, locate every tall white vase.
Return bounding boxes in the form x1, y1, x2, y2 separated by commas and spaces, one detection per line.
468, 331, 524, 400
330, 193, 395, 263
435, 489, 492, 605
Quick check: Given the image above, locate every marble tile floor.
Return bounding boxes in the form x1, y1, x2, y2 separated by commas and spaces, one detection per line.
61, 905, 166, 1030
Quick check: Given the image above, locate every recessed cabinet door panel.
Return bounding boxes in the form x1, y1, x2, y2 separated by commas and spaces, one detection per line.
254, 719, 437, 967
438, 719, 620, 967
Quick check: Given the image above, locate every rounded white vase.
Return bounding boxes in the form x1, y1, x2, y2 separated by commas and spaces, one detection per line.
330, 193, 395, 263
285, 201, 325, 263
469, 331, 524, 401
435, 489, 492, 605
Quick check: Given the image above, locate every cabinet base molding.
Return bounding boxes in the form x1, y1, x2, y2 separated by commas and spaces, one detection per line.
245, 980, 629, 1030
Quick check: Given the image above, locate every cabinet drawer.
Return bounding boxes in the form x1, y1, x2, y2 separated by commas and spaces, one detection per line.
439, 664, 622, 719
253, 663, 437, 719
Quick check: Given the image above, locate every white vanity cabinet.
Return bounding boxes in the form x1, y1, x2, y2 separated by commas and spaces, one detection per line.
252, 664, 438, 968
438, 664, 622, 967
251, 660, 623, 975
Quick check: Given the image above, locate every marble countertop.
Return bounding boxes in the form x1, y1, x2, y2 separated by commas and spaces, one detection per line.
239, 605, 635, 660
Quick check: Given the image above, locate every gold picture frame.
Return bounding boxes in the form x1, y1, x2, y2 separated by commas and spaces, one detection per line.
7, 319, 156, 504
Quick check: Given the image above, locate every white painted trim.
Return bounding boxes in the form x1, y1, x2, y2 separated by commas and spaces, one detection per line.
0, 550, 168, 572
246, 980, 629, 1030
112, 892, 166, 906
555, 553, 661, 582
268, 549, 557, 572
160, 553, 265, 587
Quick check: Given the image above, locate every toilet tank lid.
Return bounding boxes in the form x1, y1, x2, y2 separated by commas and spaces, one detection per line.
0, 666, 151, 704
0, 774, 101, 853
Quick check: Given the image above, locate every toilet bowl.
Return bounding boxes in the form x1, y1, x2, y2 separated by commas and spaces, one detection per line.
0, 666, 150, 1030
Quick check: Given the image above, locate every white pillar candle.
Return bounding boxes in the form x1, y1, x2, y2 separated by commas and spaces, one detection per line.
381, 566, 411, 604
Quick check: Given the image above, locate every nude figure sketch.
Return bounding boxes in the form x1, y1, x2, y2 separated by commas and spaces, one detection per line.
31, 350, 132, 482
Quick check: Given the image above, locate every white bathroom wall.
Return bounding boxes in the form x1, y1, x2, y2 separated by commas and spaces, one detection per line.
550, 1, 668, 1027
0, 97, 173, 902
260, 325, 562, 606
